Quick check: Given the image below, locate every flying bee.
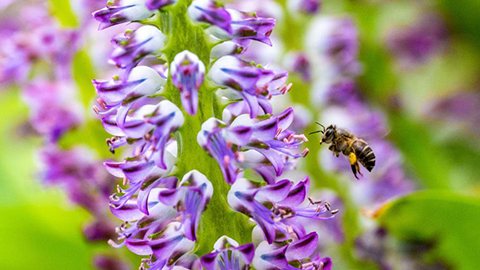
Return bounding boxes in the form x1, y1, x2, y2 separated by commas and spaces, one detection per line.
310, 122, 375, 179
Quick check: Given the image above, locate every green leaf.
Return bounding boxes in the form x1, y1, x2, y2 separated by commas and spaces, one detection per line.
48, 0, 79, 28
375, 191, 480, 270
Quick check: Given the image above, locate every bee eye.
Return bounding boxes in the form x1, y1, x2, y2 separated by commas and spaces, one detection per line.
325, 130, 333, 137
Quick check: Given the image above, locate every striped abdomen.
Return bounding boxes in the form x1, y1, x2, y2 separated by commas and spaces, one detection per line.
353, 140, 375, 172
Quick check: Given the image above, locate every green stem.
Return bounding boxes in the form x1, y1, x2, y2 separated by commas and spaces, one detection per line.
159, 0, 252, 255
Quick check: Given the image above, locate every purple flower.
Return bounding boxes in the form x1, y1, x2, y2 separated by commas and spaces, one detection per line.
288, 0, 321, 15
425, 91, 480, 136
209, 56, 291, 118
146, 0, 177, 10
22, 80, 83, 142
227, 9, 276, 46
386, 14, 448, 67
171, 50, 206, 115
93, 65, 166, 127
108, 171, 213, 269
188, 0, 232, 34
252, 232, 331, 270
110, 25, 166, 73
39, 146, 112, 214
198, 108, 307, 184
228, 178, 337, 244
158, 170, 213, 240
305, 17, 360, 76
102, 100, 184, 167
201, 236, 254, 270
286, 52, 312, 82
93, 0, 154, 30
93, 255, 130, 270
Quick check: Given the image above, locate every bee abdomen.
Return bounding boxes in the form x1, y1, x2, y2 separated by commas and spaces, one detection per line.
353, 140, 375, 172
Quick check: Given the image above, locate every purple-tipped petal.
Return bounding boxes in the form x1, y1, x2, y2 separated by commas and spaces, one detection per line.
200, 252, 220, 270
146, 0, 177, 10
110, 198, 144, 221
237, 243, 255, 264
171, 50, 205, 115
285, 232, 318, 261
253, 116, 278, 141
125, 239, 152, 255
276, 107, 294, 131
279, 177, 309, 206
227, 9, 276, 46
253, 242, 289, 270
225, 125, 253, 146
93, 0, 154, 30
188, 0, 232, 34
256, 179, 292, 203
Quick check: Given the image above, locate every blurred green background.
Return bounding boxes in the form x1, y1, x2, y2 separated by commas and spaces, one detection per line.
1, 0, 480, 269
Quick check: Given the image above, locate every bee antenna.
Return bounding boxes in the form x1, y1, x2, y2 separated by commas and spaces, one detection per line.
309, 130, 323, 135
315, 122, 326, 132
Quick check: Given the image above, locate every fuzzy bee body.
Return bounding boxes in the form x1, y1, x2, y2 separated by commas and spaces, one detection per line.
310, 123, 375, 179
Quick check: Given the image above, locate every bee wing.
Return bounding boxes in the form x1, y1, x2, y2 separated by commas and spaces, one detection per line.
336, 128, 355, 139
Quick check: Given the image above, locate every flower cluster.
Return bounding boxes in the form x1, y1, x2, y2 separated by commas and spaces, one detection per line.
93, 0, 337, 268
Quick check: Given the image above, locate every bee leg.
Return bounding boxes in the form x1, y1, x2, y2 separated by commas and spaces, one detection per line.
356, 163, 363, 177
348, 153, 360, 179
329, 145, 340, 157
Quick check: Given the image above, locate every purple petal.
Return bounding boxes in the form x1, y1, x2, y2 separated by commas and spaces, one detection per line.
276, 107, 294, 131
253, 116, 278, 141
256, 179, 292, 203
236, 243, 255, 264
201, 251, 220, 270
278, 177, 309, 206
225, 125, 253, 146
254, 148, 284, 176
158, 188, 185, 206
125, 239, 152, 255
285, 232, 318, 261
110, 198, 143, 221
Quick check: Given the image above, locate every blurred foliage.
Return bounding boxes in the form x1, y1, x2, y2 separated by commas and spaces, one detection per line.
376, 191, 480, 270
0, 90, 97, 270
48, 0, 79, 28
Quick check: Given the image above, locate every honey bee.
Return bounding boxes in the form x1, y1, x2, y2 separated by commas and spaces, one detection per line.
310, 122, 375, 179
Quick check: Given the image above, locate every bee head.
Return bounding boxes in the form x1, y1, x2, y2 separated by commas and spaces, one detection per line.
321, 125, 336, 144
